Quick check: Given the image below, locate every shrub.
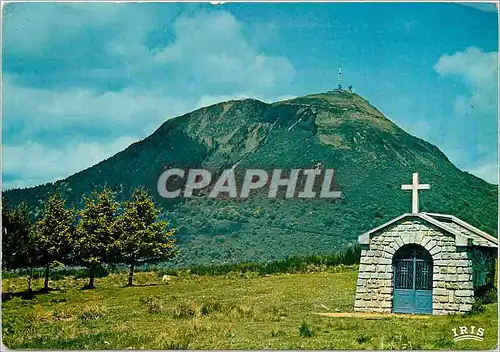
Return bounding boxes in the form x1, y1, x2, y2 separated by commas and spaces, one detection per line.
484, 287, 498, 304
233, 304, 253, 317
164, 338, 190, 350
200, 300, 223, 315
475, 285, 498, 304
78, 304, 105, 321
299, 321, 314, 338
270, 305, 289, 319
25, 304, 53, 324
173, 302, 198, 319
466, 299, 485, 316
178, 245, 361, 277
52, 306, 73, 321
143, 296, 163, 314
356, 334, 371, 344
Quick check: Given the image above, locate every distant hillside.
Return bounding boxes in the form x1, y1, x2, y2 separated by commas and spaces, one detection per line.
4, 91, 497, 267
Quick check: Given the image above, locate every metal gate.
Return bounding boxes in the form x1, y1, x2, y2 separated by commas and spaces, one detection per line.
393, 244, 433, 314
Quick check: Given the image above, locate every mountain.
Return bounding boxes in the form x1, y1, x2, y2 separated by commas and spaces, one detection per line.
4, 91, 497, 267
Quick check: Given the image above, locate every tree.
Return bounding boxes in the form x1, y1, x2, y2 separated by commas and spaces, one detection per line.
2, 199, 39, 291
75, 188, 120, 289
115, 188, 177, 286
36, 192, 75, 290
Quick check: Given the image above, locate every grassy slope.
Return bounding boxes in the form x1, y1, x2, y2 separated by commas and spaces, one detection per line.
2, 270, 497, 350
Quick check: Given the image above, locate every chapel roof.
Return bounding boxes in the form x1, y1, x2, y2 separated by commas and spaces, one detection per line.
423, 212, 498, 248
358, 212, 498, 248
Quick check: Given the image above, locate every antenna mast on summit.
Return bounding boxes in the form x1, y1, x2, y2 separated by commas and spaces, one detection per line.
337, 63, 342, 90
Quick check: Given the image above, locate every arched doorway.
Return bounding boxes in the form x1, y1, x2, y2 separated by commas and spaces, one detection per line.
393, 243, 433, 314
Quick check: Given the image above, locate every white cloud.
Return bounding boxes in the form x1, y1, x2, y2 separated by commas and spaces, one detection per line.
434, 47, 497, 115
2, 137, 137, 189
3, 78, 296, 189
2, 3, 151, 57
2, 76, 195, 189
154, 11, 295, 91
434, 47, 497, 87
468, 162, 498, 185
3, 75, 192, 140
433, 47, 498, 184
3, 6, 296, 189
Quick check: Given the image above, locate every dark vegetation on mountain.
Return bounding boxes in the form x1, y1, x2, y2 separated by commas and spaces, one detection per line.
4, 91, 497, 267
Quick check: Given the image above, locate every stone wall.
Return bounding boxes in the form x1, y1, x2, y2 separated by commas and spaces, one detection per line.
354, 219, 474, 315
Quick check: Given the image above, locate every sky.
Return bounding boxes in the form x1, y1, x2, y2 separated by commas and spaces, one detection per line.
2, 2, 498, 189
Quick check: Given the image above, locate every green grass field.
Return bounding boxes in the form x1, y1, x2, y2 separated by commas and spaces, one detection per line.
2, 269, 497, 350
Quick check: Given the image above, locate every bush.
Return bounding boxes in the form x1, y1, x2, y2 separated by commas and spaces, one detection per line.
475, 285, 497, 304
173, 302, 198, 319
182, 245, 361, 277
356, 334, 372, 344
233, 304, 253, 317
484, 287, 498, 304
299, 321, 314, 338
78, 305, 105, 321
470, 284, 497, 316
142, 296, 163, 314
465, 299, 485, 316
164, 338, 190, 350
200, 300, 224, 315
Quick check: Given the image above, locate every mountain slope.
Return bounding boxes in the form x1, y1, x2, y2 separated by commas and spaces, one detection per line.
5, 91, 497, 266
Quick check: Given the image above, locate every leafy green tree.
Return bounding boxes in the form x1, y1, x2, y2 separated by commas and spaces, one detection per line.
2, 199, 39, 291
75, 188, 120, 289
35, 192, 75, 290
2, 197, 15, 268
115, 188, 177, 286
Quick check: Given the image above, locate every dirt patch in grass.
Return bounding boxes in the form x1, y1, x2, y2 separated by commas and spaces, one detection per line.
316, 312, 431, 319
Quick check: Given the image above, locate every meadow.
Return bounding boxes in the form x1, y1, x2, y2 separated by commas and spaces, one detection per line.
2, 268, 498, 350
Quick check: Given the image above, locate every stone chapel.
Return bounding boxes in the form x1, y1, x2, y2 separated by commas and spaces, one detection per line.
354, 173, 498, 315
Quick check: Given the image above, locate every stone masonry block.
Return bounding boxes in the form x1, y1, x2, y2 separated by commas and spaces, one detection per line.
456, 260, 471, 267
358, 272, 370, 279
432, 274, 444, 281
379, 258, 391, 265
457, 274, 470, 282
360, 257, 372, 265
425, 240, 437, 251
459, 304, 472, 312
437, 295, 448, 303
400, 233, 410, 244
447, 266, 457, 274
414, 232, 424, 244
444, 274, 458, 282
379, 273, 392, 279
455, 290, 473, 297
395, 238, 404, 249
434, 288, 448, 296
421, 237, 431, 247
429, 246, 441, 256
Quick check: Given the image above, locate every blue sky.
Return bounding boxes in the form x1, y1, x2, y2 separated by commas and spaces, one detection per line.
2, 2, 498, 189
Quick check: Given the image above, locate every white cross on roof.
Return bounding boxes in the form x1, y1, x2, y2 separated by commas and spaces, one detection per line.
401, 173, 430, 213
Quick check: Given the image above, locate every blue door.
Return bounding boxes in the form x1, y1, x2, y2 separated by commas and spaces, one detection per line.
393, 244, 433, 315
